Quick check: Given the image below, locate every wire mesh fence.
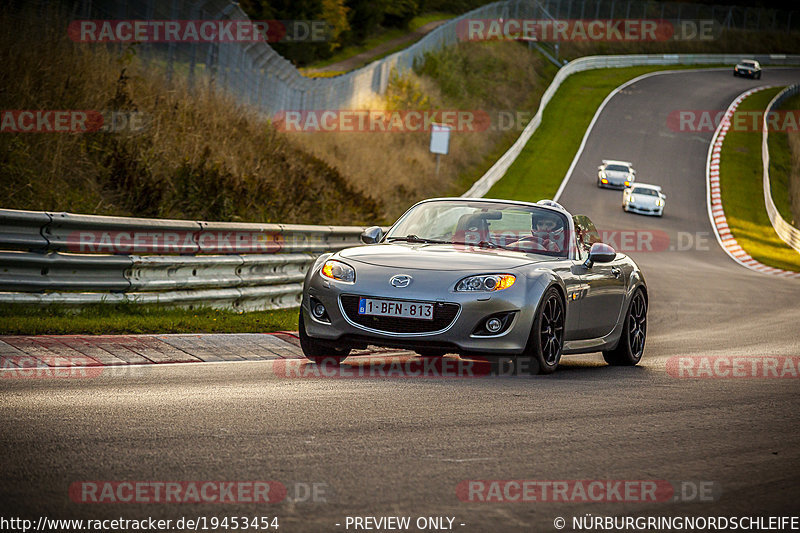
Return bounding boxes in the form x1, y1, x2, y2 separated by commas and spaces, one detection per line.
69, 0, 799, 116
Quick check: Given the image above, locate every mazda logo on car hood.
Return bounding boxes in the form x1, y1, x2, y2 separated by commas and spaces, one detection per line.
390, 275, 412, 288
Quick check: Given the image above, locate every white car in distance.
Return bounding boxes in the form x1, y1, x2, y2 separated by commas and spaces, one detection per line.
622, 184, 666, 217
598, 160, 636, 189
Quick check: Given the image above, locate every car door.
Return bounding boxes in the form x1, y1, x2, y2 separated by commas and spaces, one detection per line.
552, 258, 585, 342
572, 215, 626, 339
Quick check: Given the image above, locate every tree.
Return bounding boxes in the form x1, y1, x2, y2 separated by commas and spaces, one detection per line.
320, 0, 350, 51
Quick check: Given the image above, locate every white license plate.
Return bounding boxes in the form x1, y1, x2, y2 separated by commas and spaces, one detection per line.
358, 298, 434, 320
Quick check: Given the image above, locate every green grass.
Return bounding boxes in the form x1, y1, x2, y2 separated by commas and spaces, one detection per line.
767, 92, 800, 228
308, 29, 404, 69
0, 304, 299, 336
486, 65, 711, 202
719, 88, 800, 272
409, 13, 453, 32
304, 13, 455, 70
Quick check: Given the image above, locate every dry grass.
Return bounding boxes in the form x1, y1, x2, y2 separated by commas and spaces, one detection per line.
0, 7, 379, 225
290, 41, 556, 216
0, 5, 552, 224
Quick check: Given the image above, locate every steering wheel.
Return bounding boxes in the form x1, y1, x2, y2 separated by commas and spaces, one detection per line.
506, 235, 548, 251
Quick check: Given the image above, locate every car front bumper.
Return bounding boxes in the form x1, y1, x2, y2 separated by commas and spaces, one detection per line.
624, 202, 663, 216
302, 265, 545, 356
598, 177, 631, 190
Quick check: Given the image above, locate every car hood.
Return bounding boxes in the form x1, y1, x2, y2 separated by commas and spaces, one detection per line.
339, 243, 553, 270
605, 170, 632, 182
630, 194, 661, 205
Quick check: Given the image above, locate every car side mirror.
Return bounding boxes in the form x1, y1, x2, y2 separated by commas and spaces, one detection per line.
583, 242, 616, 268
661, 193, 667, 199
360, 226, 383, 244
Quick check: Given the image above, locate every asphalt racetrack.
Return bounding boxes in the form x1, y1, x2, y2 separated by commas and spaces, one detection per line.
2, 69, 800, 532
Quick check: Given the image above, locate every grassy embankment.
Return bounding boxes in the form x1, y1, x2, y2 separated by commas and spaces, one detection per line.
766, 92, 800, 229
487, 64, 729, 201
0, 9, 379, 226
0, 304, 298, 336
0, 8, 557, 224
718, 89, 800, 271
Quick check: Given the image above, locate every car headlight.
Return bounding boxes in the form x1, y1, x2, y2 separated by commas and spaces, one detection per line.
320, 259, 355, 283
599, 171, 606, 179
655, 199, 663, 207
455, 274, 515, 292
629, 195, 637, 203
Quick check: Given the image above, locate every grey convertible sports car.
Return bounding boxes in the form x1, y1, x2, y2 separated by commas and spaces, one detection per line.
300, 198, 648, 374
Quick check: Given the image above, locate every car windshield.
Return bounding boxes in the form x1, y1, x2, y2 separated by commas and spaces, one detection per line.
632, 188, 659, 196
605, 164, 629, 172
385, 200, 570, 257
741, 61, 756, 67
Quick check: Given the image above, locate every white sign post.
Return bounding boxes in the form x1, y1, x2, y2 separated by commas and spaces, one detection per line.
430, 123, 451, 179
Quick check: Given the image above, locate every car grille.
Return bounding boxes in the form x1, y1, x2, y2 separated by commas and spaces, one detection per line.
340, 295, 460, 334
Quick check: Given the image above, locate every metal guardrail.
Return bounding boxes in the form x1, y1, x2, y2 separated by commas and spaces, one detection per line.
762, 84, 800, 253
0, 209, 367, 310
463, 53, 800, 198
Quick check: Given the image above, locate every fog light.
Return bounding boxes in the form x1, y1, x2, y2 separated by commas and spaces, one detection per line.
486, 318, 503, 333
312, 302, 326, 319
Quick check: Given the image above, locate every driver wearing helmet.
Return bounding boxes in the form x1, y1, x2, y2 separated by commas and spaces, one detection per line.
530, 211, 565, 252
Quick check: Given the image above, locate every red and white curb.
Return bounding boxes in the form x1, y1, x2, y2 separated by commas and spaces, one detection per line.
706, 86, 800, 278
0, 332, 406, 370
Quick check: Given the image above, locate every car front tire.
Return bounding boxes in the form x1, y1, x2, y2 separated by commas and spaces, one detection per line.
299, 310, 350, 365
522, 286, 564, 375
603, 289, 647, 366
